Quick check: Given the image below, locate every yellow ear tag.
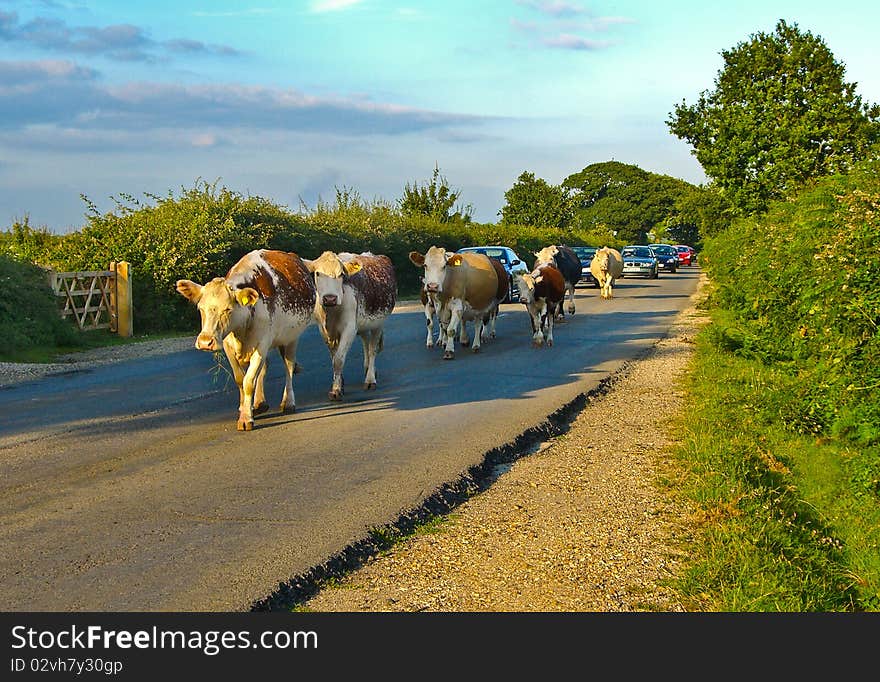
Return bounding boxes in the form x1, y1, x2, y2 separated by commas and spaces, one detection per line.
344, 262, 362, 275
450, 255, 463, 266
236, 289, 258, 306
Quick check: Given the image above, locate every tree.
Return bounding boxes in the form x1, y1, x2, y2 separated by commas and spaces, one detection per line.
668, 19, 880, 215
399, 165, 472, 223
562, 161, 693, 244
499, 171, 572, 228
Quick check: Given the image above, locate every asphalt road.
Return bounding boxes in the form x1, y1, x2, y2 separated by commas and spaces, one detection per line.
0, 267, 700, 611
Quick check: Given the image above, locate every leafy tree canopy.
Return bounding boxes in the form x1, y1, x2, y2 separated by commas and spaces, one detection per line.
562, 161, 694, 244
667, 19, 880, 215
499, 171, 572, 228
399, 165, 472, 223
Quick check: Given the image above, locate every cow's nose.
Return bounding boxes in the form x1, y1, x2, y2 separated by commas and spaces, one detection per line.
425, 282, 439, 293
322, 294, 338, 307
196, 334, 216, 351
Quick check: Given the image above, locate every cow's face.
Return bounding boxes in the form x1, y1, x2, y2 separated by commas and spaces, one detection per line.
514, 273, 536, 305
176, 277, 258, 351
593, 249, 610, 272
410, 246, 454, 295
304, 251, 361, 308
534, 245, 558, 266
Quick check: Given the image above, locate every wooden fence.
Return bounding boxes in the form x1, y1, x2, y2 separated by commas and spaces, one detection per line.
46, 261, 132, 337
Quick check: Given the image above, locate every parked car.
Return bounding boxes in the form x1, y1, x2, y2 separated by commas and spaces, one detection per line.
457, 245, 529, 302
570, 245, 599, 287
648, 243, 679, 273
674, 244, 693, 266
620, 245, 659, 279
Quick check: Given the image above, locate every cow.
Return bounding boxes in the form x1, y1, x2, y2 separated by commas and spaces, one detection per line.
303, 251, 397, 401
589, 246, 624, 300
176, 249, 316, 432
514, 263, 565, 348
408, 246, 500, 360
533, 244, 581, 320
482, 256, 509, 342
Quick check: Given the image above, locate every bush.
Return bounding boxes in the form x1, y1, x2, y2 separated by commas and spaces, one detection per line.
0, 254, 81, 354
702, 160, 880, 444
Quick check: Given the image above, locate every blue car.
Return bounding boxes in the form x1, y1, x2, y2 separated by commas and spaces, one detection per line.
620, 245, 659, 279
648, 243, 679, 273
457, 245, 529, 302
570, 246, 599, 288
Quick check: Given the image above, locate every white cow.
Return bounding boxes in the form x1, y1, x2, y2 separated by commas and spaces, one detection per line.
303, 251, 397, 400
590, 246, 624, 300
176, 249, 316, 431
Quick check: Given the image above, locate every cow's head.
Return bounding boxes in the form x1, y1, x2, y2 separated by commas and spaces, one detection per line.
176, 277, 259, 351
409, 246, 458, 295
514, 272, 538, 305
534, 245, 558, 267
592, 247, 610, 273
303, 251, 362, 308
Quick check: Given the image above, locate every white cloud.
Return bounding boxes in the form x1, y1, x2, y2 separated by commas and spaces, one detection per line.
310, 0, 363, 13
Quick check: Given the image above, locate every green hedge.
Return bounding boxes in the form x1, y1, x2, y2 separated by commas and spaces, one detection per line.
1, 180, 618, 338
702, 160, 880, 444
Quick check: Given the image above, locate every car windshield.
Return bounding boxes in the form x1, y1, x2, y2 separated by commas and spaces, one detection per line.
650, 245, 675, 255
571, 247, 597, 258
622, 247, 654, 258
462, 247, 508, 263
676, 246, 690, 253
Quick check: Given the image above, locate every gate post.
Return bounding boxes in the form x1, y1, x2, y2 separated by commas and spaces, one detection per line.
111, 261, 133, 337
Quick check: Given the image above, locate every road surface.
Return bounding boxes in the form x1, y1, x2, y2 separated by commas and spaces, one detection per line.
0, 268, 700, 611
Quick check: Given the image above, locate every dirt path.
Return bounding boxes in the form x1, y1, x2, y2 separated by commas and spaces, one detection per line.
302, 276, 708, 612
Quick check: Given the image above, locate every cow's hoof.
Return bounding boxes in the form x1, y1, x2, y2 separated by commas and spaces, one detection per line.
328, 390, 343, 401
237, 419, 254, 432
279, 403, 295, 414
253, 402, 270, 416
532, 341, 543, 348
547, 340, 554, 347
568, 307, 575, 315
443, 351, 454, 360
461, 339, 470, 347
364, 382, 376, 390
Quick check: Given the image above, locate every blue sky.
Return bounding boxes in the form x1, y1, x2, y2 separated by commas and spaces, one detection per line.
1, 0, 879, 232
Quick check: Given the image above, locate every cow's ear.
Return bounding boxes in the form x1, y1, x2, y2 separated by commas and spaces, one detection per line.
176, 279, 202, 303
302, 258, 316, 273
448, 254, 463, 267
344, 261, 362, 276
534, 275, 544, 284
235, 287, 259, 307
408, 251, 425, 267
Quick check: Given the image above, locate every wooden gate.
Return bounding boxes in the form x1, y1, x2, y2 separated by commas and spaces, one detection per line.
47, 261, 132, 337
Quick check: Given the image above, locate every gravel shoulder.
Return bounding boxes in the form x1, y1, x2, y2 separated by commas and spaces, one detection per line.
302, 275, 709, 612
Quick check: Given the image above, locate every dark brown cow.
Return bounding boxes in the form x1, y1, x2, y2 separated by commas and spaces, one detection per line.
514, 263, 565, 347
176, 249, 316, 431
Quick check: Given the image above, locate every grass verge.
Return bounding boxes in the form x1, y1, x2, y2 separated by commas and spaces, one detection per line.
664, 310, 880, 611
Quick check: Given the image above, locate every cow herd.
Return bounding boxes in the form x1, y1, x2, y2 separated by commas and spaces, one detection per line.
176, 243, 625, 432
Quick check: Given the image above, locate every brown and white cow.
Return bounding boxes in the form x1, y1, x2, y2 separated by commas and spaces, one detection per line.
408, 246, 499, 360
533, 244, 581, 320
303, 251, 397, 400
514, 263, 565, 347
176, 249, 316, 432
589, 246, 624, 300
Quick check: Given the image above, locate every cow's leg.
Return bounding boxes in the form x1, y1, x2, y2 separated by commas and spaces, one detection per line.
329, 323, 356, 400
362, 327, 381, 389
567, 283, 576, 315
424, 299, 436, 348
278, 340, 300, 414
545, 303, 556, 347
253, 358, 269, 415
459, 318, 470, 347
472, 315, 485, 353
222, 339, 247, 420
238, 348, 267, 431
532, 303, 546, 347
443, 300, 463, 359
